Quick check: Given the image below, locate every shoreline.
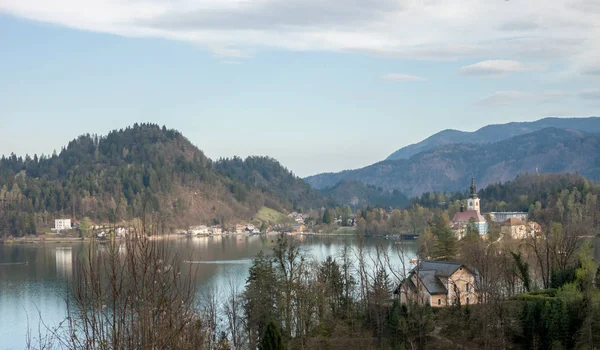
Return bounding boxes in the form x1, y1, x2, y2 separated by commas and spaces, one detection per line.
1, 231, 426, 244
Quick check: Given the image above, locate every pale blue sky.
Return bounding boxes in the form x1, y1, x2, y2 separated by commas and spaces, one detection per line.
1, 0, 599, 177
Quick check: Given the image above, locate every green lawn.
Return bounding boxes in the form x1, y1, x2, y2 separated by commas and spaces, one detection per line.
254, 207, 292, 225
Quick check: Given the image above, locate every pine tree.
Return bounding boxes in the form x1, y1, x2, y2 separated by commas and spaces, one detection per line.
259, 319, 284, 350
432, 214, 457, 260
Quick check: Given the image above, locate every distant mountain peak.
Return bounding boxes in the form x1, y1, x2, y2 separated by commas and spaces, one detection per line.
386, 116, 600, 160
306, 125, 600, 197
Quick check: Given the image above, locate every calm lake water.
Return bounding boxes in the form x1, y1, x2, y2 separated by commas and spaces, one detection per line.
0, 235, 417, 350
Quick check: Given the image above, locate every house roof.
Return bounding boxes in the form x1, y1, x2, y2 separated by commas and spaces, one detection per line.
396, 260, 477, 296
411, 260, 463, 278
452, 210, 486, 223
417, 270, 448, 295
502, 218, 526, 226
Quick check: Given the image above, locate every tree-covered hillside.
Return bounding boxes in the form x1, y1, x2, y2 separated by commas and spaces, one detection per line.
411, 173, 598, 214
215, 156, 331, 212
0, 124, 329, 237
319, 179, 409, 209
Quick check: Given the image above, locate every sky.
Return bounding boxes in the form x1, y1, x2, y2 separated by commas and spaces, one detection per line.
1, 0, 599, 177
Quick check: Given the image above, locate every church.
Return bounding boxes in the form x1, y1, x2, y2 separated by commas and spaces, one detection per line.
450, 178, 488, 238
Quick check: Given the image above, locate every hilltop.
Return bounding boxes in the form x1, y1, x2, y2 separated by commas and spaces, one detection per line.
0, 123, 328, 237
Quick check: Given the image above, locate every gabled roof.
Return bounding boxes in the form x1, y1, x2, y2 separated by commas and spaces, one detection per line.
452, 210, 486, 223
396, 260, 476, 296
502, 218, 526, 226
417, 270, 448, 295
411, 260, 463, 278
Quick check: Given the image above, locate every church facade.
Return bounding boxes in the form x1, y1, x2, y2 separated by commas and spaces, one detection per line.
450, 178, 488, 237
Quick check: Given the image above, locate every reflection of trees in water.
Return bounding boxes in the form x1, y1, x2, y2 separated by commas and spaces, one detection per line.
594, 236, 600, 262
55, 248, 73, 280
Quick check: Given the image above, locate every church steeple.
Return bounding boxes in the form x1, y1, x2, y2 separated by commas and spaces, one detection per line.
467, 177, 480, 214
470, 177, 478, 199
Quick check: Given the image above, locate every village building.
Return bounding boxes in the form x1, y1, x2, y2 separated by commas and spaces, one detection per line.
489, 211, 528, 223
394, 260, 479, 308
114, 227, 130, 238
501, 218, 541, 240
188, 225, 209, 236
235, 224, 246, 234
210, 226, 223, 235
451, 178, 488, 237
53, 219, 72, 233
292, 223, 307, 233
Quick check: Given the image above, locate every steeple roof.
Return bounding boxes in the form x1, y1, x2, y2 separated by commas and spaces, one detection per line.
470, 177, 478, 199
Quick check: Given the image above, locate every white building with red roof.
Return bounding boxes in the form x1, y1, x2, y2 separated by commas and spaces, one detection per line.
451, 178, 488, 237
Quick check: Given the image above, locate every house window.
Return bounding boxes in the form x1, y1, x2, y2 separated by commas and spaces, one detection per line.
438, 299, 441, 306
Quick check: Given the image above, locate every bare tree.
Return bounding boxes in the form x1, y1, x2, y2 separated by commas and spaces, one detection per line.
52, 218, 207, 349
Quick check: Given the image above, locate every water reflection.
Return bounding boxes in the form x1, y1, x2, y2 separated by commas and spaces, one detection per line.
55, 247, 73, 280
0, 235, 417, 349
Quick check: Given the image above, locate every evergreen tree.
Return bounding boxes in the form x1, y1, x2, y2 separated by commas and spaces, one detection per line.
259, 319, 284, 350
322, 208, 334, 225
244, 251, 278, 348
432, 214, 457, 260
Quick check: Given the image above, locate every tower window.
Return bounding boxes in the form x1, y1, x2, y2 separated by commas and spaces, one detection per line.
466, 297, 470, 305
438, 299, 441, 305
466, 283, 470, 292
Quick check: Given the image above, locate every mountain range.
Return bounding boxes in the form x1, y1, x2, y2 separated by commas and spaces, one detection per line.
386, 117, 600, 160
306, 119, 600, 198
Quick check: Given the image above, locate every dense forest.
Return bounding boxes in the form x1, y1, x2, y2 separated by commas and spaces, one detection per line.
319, 179, 409, 210
215, 156, 331, 213
0, 124, 329, 238
411, 173, 597, 213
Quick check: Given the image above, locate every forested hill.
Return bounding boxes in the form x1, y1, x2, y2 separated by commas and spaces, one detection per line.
306, 128, 600, 197
0, 123, 328, 237
214, 156, 332, 212
411, 173, 597, 213
319, 179, 409, 209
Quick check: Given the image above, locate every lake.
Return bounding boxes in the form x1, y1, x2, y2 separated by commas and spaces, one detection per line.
0, 235, 417, 350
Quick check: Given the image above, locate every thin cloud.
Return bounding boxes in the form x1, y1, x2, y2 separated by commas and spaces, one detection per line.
459, 60, 545, 77
498, 19, 540, 32
383, 73, 426, 82
219, 60, 243, 65
540, 110, 594, 117
579, 89, 600, 99
0, 0, 598, 78
476, 91, 570, 107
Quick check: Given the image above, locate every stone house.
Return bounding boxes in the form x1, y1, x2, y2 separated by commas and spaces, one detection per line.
501, 218, 540, 240
394, 260, 479, 308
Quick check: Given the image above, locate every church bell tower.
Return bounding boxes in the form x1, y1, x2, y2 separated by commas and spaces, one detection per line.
467, 177, 480, 214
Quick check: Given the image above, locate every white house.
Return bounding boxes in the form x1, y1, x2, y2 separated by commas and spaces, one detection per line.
54, 219, 72, 232
189, 225, 210, 235
115, 227, 129, 238
489, 212, 528, 223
